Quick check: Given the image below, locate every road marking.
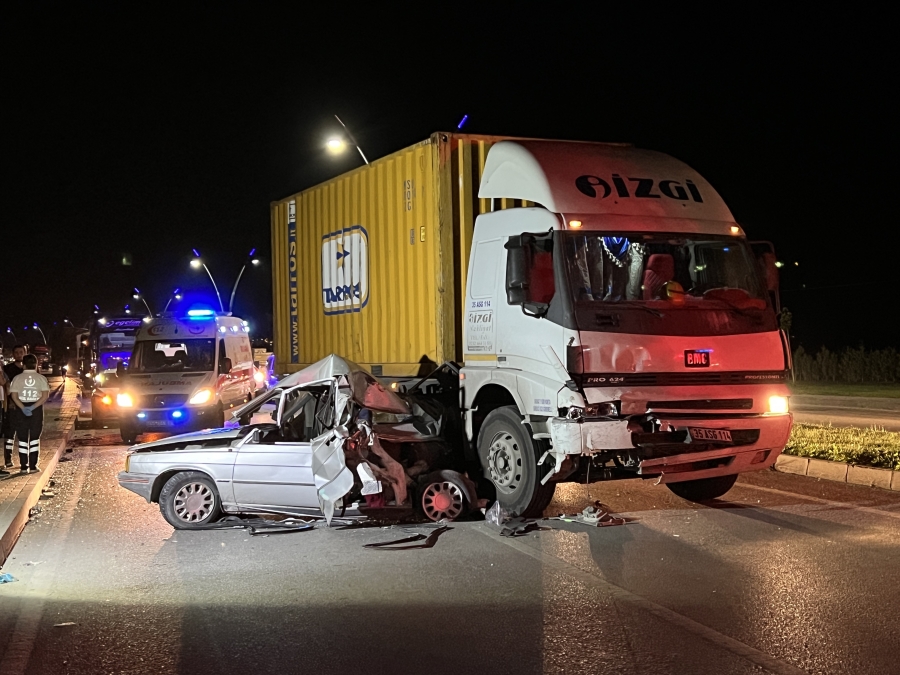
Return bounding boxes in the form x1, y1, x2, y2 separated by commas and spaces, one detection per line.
478, 525, 809, 675
736, 483, 900, 521
0, 446, 94, 675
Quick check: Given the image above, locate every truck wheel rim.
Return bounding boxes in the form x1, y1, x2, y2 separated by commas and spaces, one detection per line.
487, 432, 522, 493
173, 482, 214, 522
421, 481, 463, 521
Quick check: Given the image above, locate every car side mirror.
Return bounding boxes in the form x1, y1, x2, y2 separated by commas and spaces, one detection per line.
220, 357, 233, 375
236, 428, 260, 448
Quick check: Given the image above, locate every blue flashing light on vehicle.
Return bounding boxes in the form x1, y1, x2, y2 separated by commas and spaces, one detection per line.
187, 309, 216, 318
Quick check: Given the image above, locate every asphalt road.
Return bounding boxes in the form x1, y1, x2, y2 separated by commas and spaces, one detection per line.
1, 430, 899, 675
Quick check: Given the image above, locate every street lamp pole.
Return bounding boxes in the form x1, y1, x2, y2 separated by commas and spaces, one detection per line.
228, 249, 260, 313
6, 327, 17, 343
191, 249, 224, 313
163, 288, 183, 313
333, 115, 369, 165
32, 323, 47, 344
132, 288, 154, 316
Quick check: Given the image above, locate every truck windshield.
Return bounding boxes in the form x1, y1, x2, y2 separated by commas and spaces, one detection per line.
130, 339, 216, 373
563, 233, 767, 310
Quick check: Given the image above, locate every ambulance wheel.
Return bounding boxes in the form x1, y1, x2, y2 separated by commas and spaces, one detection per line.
666, 474, 738, 502
120, 424, 139, 444
159, 471, 221, 529
477, 406, 555, 518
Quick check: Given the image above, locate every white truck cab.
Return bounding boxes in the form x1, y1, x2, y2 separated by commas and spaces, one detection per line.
461, 141, 792, 515
116, 311, 257, 443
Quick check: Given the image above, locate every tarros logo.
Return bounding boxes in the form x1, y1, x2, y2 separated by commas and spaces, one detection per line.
321, 225, 369, 315
576, 174, 703, 202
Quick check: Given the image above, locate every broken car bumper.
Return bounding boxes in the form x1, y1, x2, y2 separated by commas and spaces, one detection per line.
117, 471, 155, 502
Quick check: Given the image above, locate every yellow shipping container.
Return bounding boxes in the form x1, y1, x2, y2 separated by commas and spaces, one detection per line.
271, 132, 533, 376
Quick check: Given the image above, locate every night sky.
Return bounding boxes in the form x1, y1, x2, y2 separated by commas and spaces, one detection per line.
3, 8, 893, 354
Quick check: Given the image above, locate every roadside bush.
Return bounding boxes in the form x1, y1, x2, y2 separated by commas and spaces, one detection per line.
793, 345, 900, 383
784, 423, 900, 471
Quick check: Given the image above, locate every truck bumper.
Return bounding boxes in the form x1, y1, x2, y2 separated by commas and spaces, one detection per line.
548, 413, 793, 484
117, 471, 155, 502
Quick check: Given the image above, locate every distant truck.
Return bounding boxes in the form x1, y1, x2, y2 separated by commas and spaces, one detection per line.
32, 344, 52, 374
269, 134, 793, 514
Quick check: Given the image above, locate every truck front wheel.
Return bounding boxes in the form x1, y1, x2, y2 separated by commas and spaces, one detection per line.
477, 406, 555, 518
666, 474, 738, 502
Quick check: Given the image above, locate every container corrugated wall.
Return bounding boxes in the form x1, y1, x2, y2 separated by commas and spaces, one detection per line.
272, 133, 527, 376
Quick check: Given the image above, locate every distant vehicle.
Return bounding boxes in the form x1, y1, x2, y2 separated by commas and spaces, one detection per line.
115, 310, 257, 444
83, 316, 145, 392
118, 355, 473, 529
32, 345, 52, 374
90, 368, 124, 426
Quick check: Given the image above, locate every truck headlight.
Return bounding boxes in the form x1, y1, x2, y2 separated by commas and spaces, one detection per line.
189, 388, 212, 405
768, 395, 789, 413
117, 393, 134, 407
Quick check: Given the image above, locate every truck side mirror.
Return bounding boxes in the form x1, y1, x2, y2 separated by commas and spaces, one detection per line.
505, 236, 529, 305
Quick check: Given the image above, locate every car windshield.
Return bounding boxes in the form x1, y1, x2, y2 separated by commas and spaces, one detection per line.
130, 339, 216, 373
563, 233, 767, 310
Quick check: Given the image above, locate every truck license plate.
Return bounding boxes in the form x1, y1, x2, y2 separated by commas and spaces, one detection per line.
688, 427, 733, 443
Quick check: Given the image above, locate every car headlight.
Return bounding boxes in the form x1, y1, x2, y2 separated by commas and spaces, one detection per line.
189, 388, 212, 405
117, 393, 134, 407
253, 370, 264, 384
101, 395, 112, 405
95, 374, 104, 385
768, 395, 789, 413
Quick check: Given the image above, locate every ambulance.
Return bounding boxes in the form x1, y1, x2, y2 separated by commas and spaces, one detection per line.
116, 310, 257, 443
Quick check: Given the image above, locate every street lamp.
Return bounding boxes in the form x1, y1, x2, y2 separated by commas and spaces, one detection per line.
190, 249, 224, 313
162, 287, 183, 313
132, 288, 153, 316
6, 327, 16, 342
327, 115, 369, 165
228, 248, 261, 313
32, 322, 47, 344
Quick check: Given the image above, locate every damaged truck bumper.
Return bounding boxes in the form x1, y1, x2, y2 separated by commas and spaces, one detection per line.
545, 413, 793, 484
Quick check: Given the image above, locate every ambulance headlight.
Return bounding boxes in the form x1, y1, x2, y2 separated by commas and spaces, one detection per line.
189, 388, 212, 405
768, 396, 789, 414
101, 395, 112, 405
117, 393, 134, 407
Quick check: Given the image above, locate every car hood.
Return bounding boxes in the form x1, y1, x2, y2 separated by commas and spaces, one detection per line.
130, 426, 241, 452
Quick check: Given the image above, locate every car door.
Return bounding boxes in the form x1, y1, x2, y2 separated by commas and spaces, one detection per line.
231, 385, 321, 509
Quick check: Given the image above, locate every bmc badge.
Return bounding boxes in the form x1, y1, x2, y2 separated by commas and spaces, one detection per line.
321, 225, 369, 315
684, 350, 711, 368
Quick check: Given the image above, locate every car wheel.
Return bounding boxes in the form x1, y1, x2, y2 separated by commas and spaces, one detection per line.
418, 476, 469, 522
666, 474, 738, 502
477, 406, 555, 518
120, 425, 138, 444
159, 471, 222, 529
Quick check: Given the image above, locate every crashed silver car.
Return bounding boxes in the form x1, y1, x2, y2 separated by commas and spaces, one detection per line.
118, 355, 476, 529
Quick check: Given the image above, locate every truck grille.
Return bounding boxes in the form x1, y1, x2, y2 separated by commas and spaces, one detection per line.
648, 399, 754, 410
579, 371, 787, 387
139, 394, 190, 409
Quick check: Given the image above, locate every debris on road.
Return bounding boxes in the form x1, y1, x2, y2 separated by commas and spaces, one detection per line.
499, 518, 544, 537
195, 516, 317, 536
40, 490, 55, 500
0, 573, 17, 584
485, 501, 510, 528
53, 622, 77, 627
29, 505, 42, 517
25, 561, 45, 566
550, 502, 626, 528
364, 525, 451, 550
65, 447, 74, 453
58, 456, 72, 462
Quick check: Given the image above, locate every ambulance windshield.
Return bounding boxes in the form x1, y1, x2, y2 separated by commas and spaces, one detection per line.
130, 339, 217, 373
563, 233, 767, 310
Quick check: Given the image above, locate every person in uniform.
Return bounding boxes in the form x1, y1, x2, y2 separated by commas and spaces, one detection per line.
1, 345, 27, 475
9, 354, 50, 474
